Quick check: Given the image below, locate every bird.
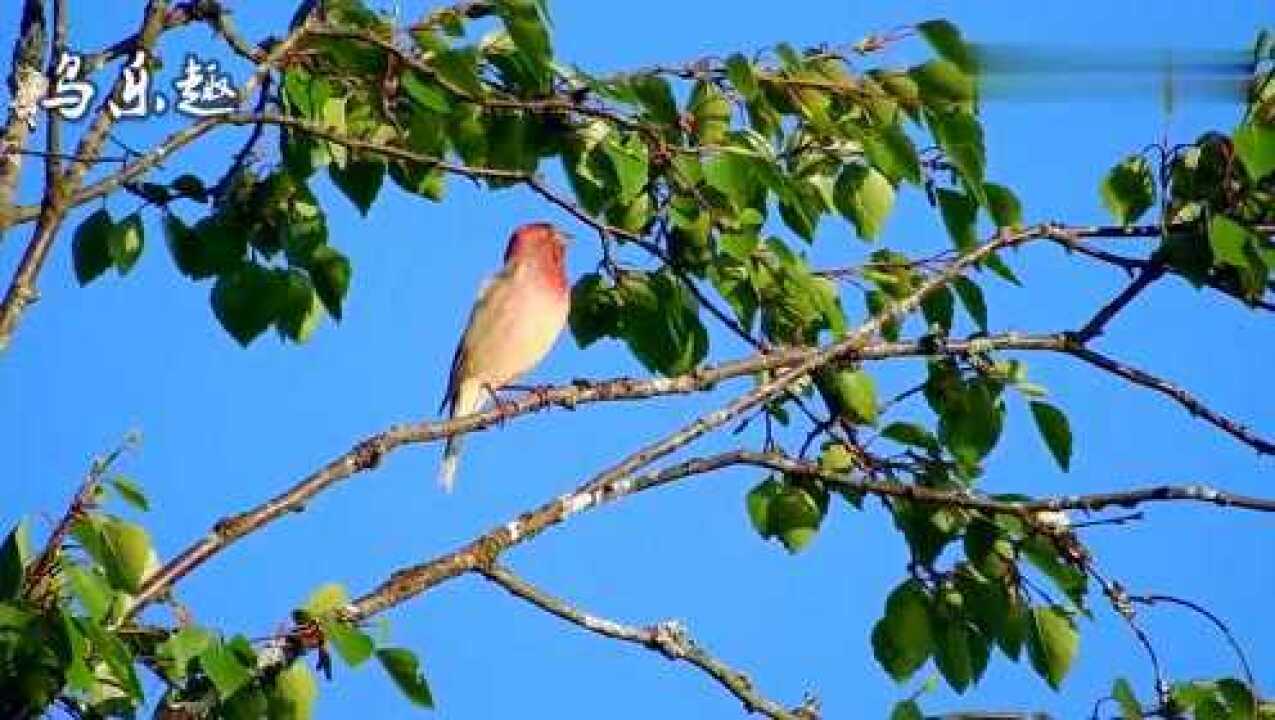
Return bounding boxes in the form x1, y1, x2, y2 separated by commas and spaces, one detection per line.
437, 222, 572, 490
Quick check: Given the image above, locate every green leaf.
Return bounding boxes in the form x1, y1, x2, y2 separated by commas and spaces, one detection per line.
108, 475, 148, 512
376, 647, 435, 708
938, 381, 1003, 468
164, 213, 243, 280
891, 699, 924, 720
862, 123, 922, 185
871, 579, 934, 681
772, 484, 825, 553
66, 565, 113, 620
997, 598, 1027, 660
882, 422, 941, 454
73, 208, 115, 286
432, 48, 484, 98
275, 270, 323, 343
1029, 402, 1072, 472
1233, 120, 1275, 180
688, 80, 732, 145
0, 518, 31, 600
1025, 604, 1078, 690
613, 270, 708, 376
835, 164, 895, 241
932, 615, 975, 692
223, 688, 270, 720
602, 132, 650, 204
821, 369, 879, 425
1205, 216, 1269, 301
568, 273, 618, 347
171, 173, 207, 201
921, 284, 955, 331
1021, 534, 1087, 609
704, 152, 762, 212
629, 74, 679, 126
80, 616, 143, 700
157, 626, 214, 680
330, 158, 385, 216
917, 20, 977, 74
211, 263, 283, 346
725, 53, 759, 100
983, 183, 1022, 229
951, 276, 987, 331
957, 572, 1010, 647
983, 252, 1022, 286
928, 109, 986, 195
267, 660, 318, 720
282, 68, 330, 120
107, 213, 144, 275
1113, 678, 1144, 720
494, 0, 553, 74
746, 477, 783, 538
322, 619, 375, 668
936, 188, 978, 252
401, 71, 452, 113
1209, 215, 1254, 269
964, 520, 1013, 581
307, 245, 352, 321
746, 477, 826, 553
1100, 155, 1155, 226
100, 518, 153, 593
1217, 678, 1258, 720
200, 637, 253, 698
912, 60, 976, 109
304, 582, 349, 615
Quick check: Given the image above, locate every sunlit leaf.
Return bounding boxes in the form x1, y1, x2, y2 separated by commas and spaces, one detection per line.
835, 165, 895, 241
1100, 155, 1155, 226
1025, 605, 1078, 690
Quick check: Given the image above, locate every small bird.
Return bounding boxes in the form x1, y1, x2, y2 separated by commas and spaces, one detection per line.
437, 222, 571, 490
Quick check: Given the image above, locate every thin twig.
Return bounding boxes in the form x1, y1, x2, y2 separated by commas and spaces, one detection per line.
1074, 264, 1166, 342
24, 441, 132, 605
1133, 593, 1256, 689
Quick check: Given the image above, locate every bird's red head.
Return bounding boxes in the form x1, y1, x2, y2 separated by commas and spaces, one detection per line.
504, 222, 569, 277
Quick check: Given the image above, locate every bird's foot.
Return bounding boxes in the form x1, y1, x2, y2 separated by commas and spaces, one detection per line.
483, 384, 517, 425
505, 383, 556, 405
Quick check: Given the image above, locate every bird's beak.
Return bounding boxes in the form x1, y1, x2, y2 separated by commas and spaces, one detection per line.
557, 230, 575, 244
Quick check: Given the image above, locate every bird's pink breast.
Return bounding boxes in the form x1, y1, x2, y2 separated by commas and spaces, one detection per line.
459, 262, 569, 391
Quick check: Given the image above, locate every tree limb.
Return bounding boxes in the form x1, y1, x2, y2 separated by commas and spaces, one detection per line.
0, 8, 312, 351
480, 565, 812, 720
0, 0, 48, 222
1064, 343, 1275, 456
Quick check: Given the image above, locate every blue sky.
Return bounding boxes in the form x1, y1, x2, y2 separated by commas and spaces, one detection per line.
2, 1, 1272, 717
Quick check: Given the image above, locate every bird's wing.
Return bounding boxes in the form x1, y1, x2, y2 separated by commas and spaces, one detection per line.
438, 273, 498, 415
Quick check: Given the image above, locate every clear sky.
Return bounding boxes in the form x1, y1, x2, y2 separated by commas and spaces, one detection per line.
2, 1, 1272, 717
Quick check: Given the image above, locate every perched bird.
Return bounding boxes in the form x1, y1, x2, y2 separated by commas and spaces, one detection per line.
437, 222, 571, 490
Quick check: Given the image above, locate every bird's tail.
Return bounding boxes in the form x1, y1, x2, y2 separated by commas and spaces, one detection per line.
438, 435, 463, 492
437, 380, 482, 492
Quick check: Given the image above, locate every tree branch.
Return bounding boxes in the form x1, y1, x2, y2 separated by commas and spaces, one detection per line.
735, 451, 1275, 515
480, 565, 812, 720
1073, 263, 1166, 342
1064, 343, 1275, 456
0, 0, 48, 223
124, 324, 1275, 618
0, 8, 312, 351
